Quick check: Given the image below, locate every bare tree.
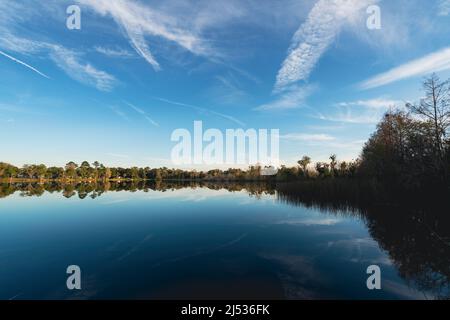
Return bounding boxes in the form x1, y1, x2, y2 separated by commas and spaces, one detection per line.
407, 73, 450, 161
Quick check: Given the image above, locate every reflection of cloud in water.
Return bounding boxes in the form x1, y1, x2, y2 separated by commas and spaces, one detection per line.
326, 237, 378, 249
260, 253, 326, 299
383, 280, 427, 300
8, 292, 22, 300
276, 218, 341, 226
117, 233, 154, 261
101, 198, 131, 205
325, 237, 392, 266
239, 197, 275, 206
146, 188, 239, 202
349, 255, 392, 266
46, 274, 100, 300
151, 233, 248, 268
96, 188, 247, 205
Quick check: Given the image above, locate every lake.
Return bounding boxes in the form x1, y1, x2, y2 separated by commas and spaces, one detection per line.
0, 182, 449, 300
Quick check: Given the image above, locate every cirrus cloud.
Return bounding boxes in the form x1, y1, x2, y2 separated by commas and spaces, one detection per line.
360, 46, 450, 89
275, 0, 377, 92
76, 0, 213, 71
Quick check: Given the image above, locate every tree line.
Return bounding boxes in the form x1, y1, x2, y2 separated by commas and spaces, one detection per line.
1, 74, 449, 193
359, 73, 450, 191
0, 157, 360, 183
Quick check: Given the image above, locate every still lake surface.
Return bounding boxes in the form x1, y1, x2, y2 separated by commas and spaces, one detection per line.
0, 183, 449, 300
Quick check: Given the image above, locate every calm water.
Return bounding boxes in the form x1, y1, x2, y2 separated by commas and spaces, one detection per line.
0, 183, 449, 300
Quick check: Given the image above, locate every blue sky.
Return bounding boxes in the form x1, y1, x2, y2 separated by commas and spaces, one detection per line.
1, 0, 450, 169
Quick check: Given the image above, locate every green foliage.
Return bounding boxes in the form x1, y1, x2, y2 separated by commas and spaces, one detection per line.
1, 75, 448, 191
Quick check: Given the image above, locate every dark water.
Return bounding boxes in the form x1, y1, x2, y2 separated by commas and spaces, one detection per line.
0, 182, 449, 300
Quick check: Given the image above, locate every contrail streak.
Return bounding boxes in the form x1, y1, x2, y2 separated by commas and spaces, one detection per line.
0, 50, 50, 79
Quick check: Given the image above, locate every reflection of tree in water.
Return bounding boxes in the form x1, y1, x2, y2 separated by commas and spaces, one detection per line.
1, 181, 449, 298
276, 182, 450, 300
364, 207, 450, 299
0, 181, 276, 200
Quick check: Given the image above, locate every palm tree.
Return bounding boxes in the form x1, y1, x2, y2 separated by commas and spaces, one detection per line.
298, 156, 311, 176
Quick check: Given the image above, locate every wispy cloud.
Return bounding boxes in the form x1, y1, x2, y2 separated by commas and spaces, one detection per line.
360, 46, 450, 89
94, 46, 134, 58
124, 101, 159, 127
212, 74, 248, 104
317, 112, 381, 124
275, 0, 376, 92
0, 117, 15, 124
438, 0, 450, 16
262, 0, 375, 114
108, 105, 129, 122
254, 84, 315, 111
155, 97, 245, 126
77, 0, 211, 70
276, 218, 341, 226
0, 32, 117, 91
336, 98, 402, 109
0, 50, 50, 79
281, 133, 336, 142
49, 45, 116, 91
106, 153, 130, 159
315, 96, 404, 124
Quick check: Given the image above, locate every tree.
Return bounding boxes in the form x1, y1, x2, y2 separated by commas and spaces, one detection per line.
35, 164, 47, 181
46, 167, 64, 180
130, 167, 140, 180
407, 74, 450, 165
315, 162, 330, 177
297, 156, 311, 176
104, 167, 112, 181
92, 161, 101, 169
155, 169, 162, 181
65, 162, 78, 170
65, 162, 78, 180
0, 163, 18, 181
78, 161, 92, 179
23, 164, 36, 179
360, 110, 435, 188
329, 154, 337, 176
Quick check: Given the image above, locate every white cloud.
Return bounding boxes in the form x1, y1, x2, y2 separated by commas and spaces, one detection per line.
106, 153, 130, 159
0, 50, 50, 79
77, 0, 211, 70
336, 98, 402, 109
360, 46, 450, 89
275, 0, 376, 91
317, 110, 383, 124
212, 74, 248, 104
124, 102, 159, 127
276, 218, 341, 226
438, 0, 450, 16
0, 2, 116, 90
0, 32, 117, 91
155, 97, 245, 126
109, 105, 129, 122
49, 45, 116, 92
0, 32, 45, 54
317, 96, 407, 124
254, 84, 315, 111
261, 0, 376, 114
281, 133, 336, 142
94, 46, 134, 58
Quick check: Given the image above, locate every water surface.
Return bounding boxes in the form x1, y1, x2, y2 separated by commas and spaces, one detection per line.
0, 183, 448, 299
